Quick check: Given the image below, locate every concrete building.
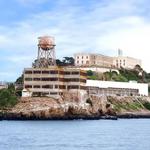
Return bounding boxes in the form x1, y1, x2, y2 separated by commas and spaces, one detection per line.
74, 53, 114, 68
86, 80, 148, 96
0, 82, 8, 90
22, 36, 87, 98
74, 50, 142, 69
23, 66, 87, 98
113, 56, 141, 69
113, 49, 141, 69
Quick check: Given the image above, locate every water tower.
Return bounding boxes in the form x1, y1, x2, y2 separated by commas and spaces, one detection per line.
37, 36, 56, 68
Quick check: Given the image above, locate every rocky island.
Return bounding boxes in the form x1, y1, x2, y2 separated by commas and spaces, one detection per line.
1, 94, 150, 120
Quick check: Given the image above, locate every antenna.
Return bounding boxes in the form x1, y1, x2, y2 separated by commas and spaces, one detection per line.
118, 49, 123, 56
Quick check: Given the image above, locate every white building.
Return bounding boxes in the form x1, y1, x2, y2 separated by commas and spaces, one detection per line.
74, 50, 142, 69
113, 56, 141, 69
86, 80, 148, 96
74, 53, 113, 68
0, 82, 8, 90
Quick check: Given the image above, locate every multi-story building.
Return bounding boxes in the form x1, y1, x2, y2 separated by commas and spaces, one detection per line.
74, 50, 142, 69
74, 53, 113, 68
0, 82, 8, 90
113, 56, 141, 69
23, 66, 87, 97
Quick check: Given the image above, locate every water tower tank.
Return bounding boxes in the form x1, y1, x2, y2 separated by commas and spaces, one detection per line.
38, 36, 55, 50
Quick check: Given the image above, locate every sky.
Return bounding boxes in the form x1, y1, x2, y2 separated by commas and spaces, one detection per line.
0, 0, 150, 81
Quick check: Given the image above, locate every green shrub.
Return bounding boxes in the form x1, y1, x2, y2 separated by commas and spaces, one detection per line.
87, 70, 94, 76
0, 89, 18, 109
143, 102, 150, 110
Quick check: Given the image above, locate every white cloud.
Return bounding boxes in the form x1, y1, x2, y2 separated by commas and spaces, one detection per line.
0, 0, 150, 81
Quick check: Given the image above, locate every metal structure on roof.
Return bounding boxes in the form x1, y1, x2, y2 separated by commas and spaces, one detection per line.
36, 36, 56, 68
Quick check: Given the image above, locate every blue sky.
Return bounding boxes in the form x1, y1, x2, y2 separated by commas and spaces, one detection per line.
0, 0, 150, 81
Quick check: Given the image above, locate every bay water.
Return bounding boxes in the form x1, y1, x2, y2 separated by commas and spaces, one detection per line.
0, 119, 150, 150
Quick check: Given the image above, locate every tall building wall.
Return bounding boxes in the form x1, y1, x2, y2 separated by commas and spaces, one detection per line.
74, 53, 142, 69
113, 56, 141, 69
23, 66, 87, 97
74, 53, 113, 68
86, 80, 148, 96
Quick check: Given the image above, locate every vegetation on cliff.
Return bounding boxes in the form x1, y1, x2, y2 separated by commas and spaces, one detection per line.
107, 96, 150, 113
0, 84, 18, 109
87, 65, 150, 84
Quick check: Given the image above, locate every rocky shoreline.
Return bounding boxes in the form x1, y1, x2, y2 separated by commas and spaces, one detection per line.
1, 96, 150, 121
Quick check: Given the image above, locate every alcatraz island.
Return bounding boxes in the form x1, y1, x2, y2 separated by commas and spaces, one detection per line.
1, 36, 150, 120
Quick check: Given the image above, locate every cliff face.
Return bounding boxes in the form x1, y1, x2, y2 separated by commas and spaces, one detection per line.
107, 96, 150, 118
2, 95, 150, 120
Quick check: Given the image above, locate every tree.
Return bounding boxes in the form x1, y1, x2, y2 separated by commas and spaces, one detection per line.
0, 89, 18, 109
56, 59, 63, 66
62, 57, 75, 66
56, 57, 75, 66
15, 74, 23, 85
87, 70, 93, 76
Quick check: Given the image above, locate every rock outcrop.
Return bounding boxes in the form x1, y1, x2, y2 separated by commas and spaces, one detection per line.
1, 95, 150, 120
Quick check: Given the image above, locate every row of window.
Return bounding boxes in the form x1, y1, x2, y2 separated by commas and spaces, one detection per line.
76, 61, 89, 64
77, 56, 89, 59
25, 70, 86, 76
25, 70, 79, 75
25, 85, 86, 90
116, 60, 126, 66
25, 78, 86, 83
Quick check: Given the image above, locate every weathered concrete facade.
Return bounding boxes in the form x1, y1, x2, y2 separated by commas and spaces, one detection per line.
74, 53, 141, 69
113, 56, 141, 69
86, 80, 148, 96
74, 53, 113, 68
23, 66, 87, 98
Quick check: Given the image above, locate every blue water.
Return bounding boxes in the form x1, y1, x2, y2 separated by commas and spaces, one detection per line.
0, 119, 150, 150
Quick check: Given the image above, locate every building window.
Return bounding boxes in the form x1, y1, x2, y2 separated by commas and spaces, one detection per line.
34, 85, 40, 88
33, 78, 41, 81
123, 60, 125, 66
33, 70, 41, 74
77, 56, 79, 59
50, 70, 58, 74
41, 78, 58, 81
72, 72, 79, 75
42, 71, 49, 74
77, 61, 79, 64
55, 85, 58, 89
64, 71, 70, 75
25, 85, 32, 88
86, 56, 88, 59
80, 72, 87, 76
42, 85, 53, 89
25, 78, 32, 81
68, 85, 79, 89
80, 79, 86, 83
116, 60, 118, 65
50, 92, 58, 95
82, 61, 84, 64
59, 85, 66, 89
25, 71, 32, 74
86, 61, 89, 64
